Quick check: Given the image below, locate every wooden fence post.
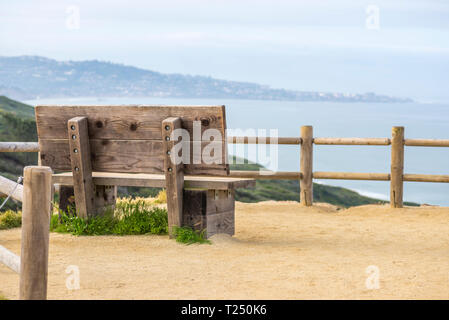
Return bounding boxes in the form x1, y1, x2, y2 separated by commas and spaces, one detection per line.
390, 126, 404, 208
19, 166, 52, 300
300, 126, 313, 206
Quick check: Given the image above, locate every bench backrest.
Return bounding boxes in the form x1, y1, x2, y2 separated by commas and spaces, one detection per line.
35, 105, 229, 176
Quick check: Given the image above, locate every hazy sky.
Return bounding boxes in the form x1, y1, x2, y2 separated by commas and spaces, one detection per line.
1, 0, 448, 101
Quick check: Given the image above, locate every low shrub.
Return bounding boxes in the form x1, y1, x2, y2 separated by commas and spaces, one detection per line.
172, 226, 210, 245
153, 189, 167, 204
0, 210, 21, 230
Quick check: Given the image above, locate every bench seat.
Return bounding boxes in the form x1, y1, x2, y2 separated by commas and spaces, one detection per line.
53, 172, 255, 190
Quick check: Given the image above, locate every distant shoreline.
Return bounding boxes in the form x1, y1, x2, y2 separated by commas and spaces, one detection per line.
22, 95, 416, 107
1, 55, 412, 104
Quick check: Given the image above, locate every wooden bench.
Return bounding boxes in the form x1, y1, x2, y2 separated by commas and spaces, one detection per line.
35, 105, 255, 238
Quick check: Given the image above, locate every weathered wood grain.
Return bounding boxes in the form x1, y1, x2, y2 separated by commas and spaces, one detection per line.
67, 117, 95, 218
404, 139, 449, 147
39, 139, 164, 173
162, 117, 184, 237
35, 105, 226, 140
314, 137, 391, 145
206, 189, 235, 214
39, 139, 228, 175
403, 174, 449, 183
229, 170, 301, 180
206, 210, 235, 237
182, 189, 235, 238
313, 172, 390, 181
52, 172, 255, 189
228, 136, 302, 145
300, 126, 313, 206
390, 126, 404, 208
20, 166, 52, 300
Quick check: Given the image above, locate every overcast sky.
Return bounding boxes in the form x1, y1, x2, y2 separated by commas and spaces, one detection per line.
1, 0, 448, 101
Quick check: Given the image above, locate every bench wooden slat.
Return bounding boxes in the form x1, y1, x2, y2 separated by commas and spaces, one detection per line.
35, 105, 226, 140
40, 139, 164, 173
52, 172, 255, 190
39, 139, 228, 175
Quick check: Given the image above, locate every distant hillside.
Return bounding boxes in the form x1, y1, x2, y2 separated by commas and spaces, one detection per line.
0, 56, 412, 103
0, 96, 417, 210
0, 95, 34, 118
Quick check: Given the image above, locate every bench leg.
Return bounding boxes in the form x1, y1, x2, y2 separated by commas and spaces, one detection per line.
94, 185, 117, 213
58, 185, 75, 214
162, 117, 184, 237
58, 185, 117, 215
183, 189, 235, 238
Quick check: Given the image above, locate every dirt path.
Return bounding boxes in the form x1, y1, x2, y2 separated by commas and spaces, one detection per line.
1, 202, 448, 299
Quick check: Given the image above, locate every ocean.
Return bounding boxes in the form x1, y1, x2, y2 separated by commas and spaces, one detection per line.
25, 97, 449, 206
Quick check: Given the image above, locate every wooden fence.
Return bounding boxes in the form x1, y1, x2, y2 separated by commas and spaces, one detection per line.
229, 126, 449, 208
1, 125, 449, 207
0, 166, 52, 300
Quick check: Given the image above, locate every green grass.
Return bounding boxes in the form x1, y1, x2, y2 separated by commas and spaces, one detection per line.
0, 210, 21, 230
49, 199, 210, 244
172, 226, 210, 245
50, 200, 168, 236
0, 293, 8, 300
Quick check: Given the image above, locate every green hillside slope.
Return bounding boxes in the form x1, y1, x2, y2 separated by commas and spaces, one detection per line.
0, 95, 34, 118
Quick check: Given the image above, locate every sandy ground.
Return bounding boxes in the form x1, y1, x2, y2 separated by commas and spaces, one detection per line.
1, 201, 449, 300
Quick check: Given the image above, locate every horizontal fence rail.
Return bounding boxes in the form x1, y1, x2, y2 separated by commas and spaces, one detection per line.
403, 174, 449, 183
0, 142, 39, 153
0, 244, 20, 273
312, 172, 390, 181
229, 170, 302, 180
228, 136, 301, 144
313, 137, 391, 145
404, 139, 449, 147
0, 175, 24, 202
